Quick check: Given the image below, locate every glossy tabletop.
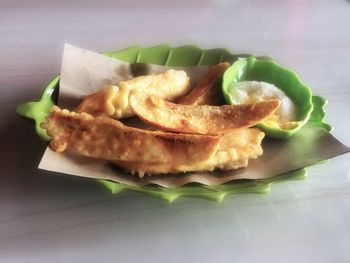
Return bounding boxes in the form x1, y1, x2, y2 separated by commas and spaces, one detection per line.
1, 0, 350, 262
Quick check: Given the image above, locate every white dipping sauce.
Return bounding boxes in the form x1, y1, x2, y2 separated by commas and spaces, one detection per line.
230, 81, 297, 122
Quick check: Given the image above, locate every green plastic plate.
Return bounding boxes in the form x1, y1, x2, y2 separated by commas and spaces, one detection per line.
16, 45, 331, 202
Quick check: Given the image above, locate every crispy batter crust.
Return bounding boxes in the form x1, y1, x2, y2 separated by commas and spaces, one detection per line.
41, 106, 220, 165
177, 62, 230, 106
75, 85, 117, 116
129, 91, 280, 135
115, 128, 265, 175
75, 69, 190, 119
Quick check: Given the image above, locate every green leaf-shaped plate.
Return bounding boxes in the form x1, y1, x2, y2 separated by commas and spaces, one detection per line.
16, 45, 331, 202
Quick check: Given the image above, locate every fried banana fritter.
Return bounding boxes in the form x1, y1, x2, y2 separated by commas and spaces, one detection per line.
42, 106, 220, 165
129, 91, 280, 135
42, 106, 264, 176
75, 69, 190, 119
114, 128, 264, 175
177, 62, 230, 106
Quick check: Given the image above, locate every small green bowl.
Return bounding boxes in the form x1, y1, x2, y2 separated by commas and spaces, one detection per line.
222, 57, 314, 138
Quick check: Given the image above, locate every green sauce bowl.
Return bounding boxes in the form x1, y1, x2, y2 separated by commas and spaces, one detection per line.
222, 57, 314, 138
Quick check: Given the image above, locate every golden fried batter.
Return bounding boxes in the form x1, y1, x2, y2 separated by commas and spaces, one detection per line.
177, 62, 230, 106
129, 91, 280, 135
42, 106, 220, 165
75, 69, 190, 119
115, 128, 264, 174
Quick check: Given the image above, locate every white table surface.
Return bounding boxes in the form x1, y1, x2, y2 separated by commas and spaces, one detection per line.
1, 0, 350, 262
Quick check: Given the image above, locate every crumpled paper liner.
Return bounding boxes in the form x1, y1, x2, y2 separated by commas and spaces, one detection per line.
38, 44, 350, 188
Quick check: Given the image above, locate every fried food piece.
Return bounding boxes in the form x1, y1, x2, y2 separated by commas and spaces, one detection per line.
115, 128, 264, 174
75, 69, 190, 119
129, 91, 280, 135
73, 85, 117, 117
177, 62, 230, 106
41, 106, 220, 165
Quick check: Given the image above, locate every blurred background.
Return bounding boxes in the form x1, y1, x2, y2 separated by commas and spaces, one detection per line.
1, 1, 350, 262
